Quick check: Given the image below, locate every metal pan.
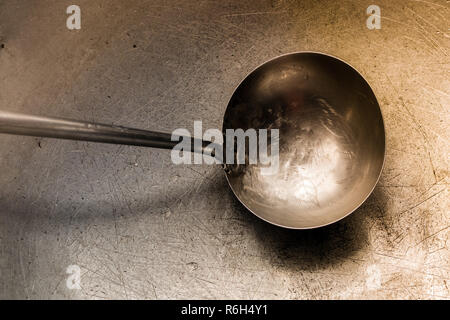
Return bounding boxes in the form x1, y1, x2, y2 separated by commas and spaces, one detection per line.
0, 52, 385, 229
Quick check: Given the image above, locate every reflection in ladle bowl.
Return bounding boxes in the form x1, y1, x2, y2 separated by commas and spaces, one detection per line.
242, 96, 359, 209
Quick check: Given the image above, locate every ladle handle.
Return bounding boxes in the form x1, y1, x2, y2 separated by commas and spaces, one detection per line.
0, 111, 210, 153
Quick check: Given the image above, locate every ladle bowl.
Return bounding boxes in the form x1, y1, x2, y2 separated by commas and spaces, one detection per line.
223, 52, 385, 228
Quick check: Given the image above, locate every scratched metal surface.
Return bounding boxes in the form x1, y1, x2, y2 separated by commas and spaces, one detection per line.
0, 0, 448, 299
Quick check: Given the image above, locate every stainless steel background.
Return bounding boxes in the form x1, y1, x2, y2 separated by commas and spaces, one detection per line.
0, 0, 448, 299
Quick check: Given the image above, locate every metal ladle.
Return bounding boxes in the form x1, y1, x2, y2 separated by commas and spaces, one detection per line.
0, 52, 385, 229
